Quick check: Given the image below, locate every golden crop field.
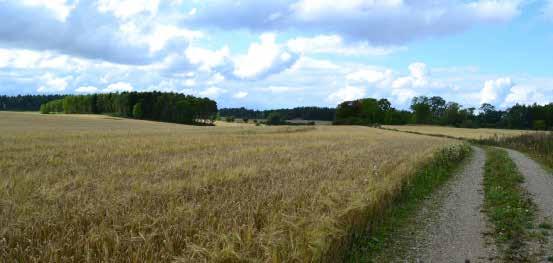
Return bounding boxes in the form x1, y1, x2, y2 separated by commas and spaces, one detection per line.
0, 112, 462, 262
382, 125, 534, 140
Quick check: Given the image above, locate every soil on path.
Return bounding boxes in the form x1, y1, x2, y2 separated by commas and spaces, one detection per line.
374, 146, 497, 262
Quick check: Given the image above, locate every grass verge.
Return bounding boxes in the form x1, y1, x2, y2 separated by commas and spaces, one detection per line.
477, 133, 553, 171
345, 144, 472, 262
483, 147, 536, 261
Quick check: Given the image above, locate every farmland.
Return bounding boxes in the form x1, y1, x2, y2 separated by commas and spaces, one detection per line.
0, 112, 464, 262
382, 125, 534, 140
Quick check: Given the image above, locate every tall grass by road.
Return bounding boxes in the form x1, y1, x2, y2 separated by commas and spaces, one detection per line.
478, 133, 553, 170
483, 148, 536, 261
0, 112, 462, 262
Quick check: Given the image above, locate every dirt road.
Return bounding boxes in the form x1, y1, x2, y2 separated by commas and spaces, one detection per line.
375, 147, 497, 262
506, 149, 553, 262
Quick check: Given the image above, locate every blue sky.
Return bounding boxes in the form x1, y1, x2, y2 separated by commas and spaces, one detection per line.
0, 0, 552, 109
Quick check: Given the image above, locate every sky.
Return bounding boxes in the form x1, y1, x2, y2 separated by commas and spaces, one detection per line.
0, 0, 552, 110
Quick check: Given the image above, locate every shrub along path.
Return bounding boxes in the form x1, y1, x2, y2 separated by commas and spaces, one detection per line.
506, 149, 553, 261
371, 147, 498, 262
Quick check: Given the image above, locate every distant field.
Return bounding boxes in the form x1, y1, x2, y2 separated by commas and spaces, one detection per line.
0, 112, 461, 262
382, 125, 534, 140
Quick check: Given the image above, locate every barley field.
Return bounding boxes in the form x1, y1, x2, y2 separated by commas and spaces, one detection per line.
382, 125, 533, 140
1, 112, 462, 262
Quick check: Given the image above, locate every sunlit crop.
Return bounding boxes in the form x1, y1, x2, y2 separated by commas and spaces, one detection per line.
1, 112, 461, 262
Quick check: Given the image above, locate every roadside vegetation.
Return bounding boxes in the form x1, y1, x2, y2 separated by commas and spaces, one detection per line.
0, 112, 462, 262
347, 144, 471, 261
479, 133, 553, 170
483, 148, 537, 261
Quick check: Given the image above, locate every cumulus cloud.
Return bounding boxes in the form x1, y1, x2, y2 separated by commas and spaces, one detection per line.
186, 46, 231, 71
233, 91, 248, 99
75, 86, 99, 93
287, 35, 404, 56
188, 0, 523, 44
0, 0, 190, 65
103, 82, 134, 93
391, 62, 430, 90
504, 85, 548, 106
346, 69, 393, 84
20, 0, 77, 22
37, 73, 71, 93
97, 0, 160, 19
199, 86, 227, 98
260, 86, 305, 93
480, 77, 514, 104
233, 33, 300, 80
327, 86, 366, 104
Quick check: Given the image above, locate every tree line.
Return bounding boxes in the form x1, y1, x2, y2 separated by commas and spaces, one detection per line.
334, 98, 412, 125
219, 107, 336, 121
335, 96, 553, 130
0, 95, 66, 111
40, 92, 218, 125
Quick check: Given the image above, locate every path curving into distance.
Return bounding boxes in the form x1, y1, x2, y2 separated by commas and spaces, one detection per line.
377, 146, 497, 262
506, 149, 553, 220
506, 149, 553, 260
415, 146, 497, 262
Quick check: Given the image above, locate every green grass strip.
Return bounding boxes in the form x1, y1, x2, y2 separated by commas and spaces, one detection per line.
483, 147, 536, 261
346, 144, 471, 262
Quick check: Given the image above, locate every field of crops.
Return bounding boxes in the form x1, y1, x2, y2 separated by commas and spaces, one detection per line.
382, 125, 533, 140
0, 112, 462, 262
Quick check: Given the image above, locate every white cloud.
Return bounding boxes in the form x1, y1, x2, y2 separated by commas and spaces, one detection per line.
186, 46, 230, 71
199, 86, 227, 98
260, 86, 305, 93
233, 91, 248, 99
480, 77, 514, 104
37, 73, 71, 93
97, 0, 160, 19
391, 88, 417, 104
233, 33, 299, 80
287, 35, 404, 56
504, 85, 548, 106
147, 25, 203, 53
190, 0, 522, 44
290, 57, 339, 71
391, 62, 429, 90
468, 0, 522, 22
184, 78, 196, 87
347, 69, 393, 84
327, 86, 366, 104
103, 82, 134, 93
291, 0, 403, 21
75, 86, 99, 93
408, 62, 429, 80
21, 0, 76, 21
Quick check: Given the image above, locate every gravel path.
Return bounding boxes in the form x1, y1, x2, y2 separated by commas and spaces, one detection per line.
506, 149, 553, 220
505, 149, 553, 261
376, 146, 497, 262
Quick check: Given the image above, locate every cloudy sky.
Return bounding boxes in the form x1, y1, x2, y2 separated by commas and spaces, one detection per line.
0, 0, 552, 109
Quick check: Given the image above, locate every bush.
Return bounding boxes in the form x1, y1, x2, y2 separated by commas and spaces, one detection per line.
225, 116, 235, 122
533, 120, 546, 130
265, 112, 285, 125
40, 104, 48, 114
133, 103, 144, 119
